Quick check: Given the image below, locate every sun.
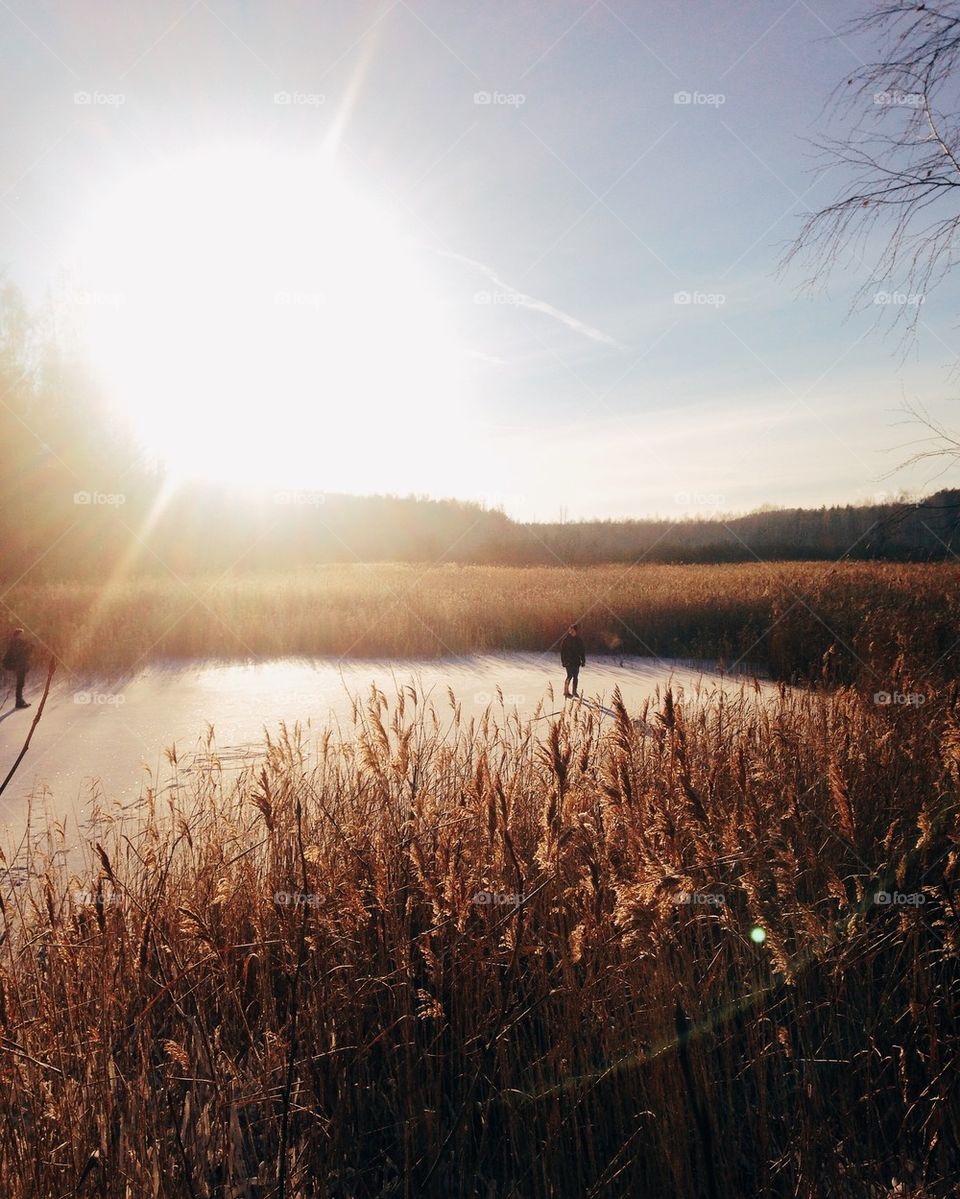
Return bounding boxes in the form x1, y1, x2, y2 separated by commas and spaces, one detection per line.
67, 144, 466, 494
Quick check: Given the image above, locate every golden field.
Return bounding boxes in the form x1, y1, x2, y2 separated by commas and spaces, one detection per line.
3, 560, 959, 684
1, 561, 958, 1196
1, 671, 957, 1196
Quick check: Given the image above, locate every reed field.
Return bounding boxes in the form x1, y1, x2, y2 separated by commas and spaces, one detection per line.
1, 561, 958, 1196
6, 0, 960, 1193
0, 669, 957, 1197
3, 560, 960, 685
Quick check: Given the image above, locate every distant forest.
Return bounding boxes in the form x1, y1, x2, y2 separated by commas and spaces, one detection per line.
3, 279, 959, 579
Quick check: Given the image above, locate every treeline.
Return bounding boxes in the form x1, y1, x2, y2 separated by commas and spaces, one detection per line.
2, 280, 958, 580
162, 490, 960, 569
519, 496, 960, 565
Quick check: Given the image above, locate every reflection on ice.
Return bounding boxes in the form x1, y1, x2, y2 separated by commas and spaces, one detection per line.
0, 652, 776, 862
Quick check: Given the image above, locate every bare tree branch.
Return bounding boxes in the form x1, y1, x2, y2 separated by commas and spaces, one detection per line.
785, 2, 960, 335
785, 2, 960, 472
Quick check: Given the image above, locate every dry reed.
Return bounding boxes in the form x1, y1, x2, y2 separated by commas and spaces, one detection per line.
0, 672, 956, 1197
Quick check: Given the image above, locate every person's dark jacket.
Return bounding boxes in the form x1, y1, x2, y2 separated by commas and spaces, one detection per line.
3, 635, 30, 673
560, 632, 585, 670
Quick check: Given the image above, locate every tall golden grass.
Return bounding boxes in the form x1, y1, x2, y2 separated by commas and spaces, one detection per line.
4, 560, 960, 684
1, 673, 956, 1196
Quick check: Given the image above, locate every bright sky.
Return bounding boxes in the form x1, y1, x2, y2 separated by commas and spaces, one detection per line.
3, 0, 960, 520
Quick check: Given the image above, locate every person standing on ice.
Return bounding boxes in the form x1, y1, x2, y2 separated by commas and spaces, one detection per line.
560, 623, 586, 699
3, 627, 32, 710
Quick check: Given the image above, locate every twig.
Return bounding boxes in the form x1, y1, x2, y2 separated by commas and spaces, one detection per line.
0, 656, 56, 798
276, 795, 310, 1199
0, 1036, 63, 1075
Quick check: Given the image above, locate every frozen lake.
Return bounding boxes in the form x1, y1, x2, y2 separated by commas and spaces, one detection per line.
0, 652, 775, 870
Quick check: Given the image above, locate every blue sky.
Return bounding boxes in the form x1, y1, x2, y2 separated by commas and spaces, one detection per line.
3, 0, 960, 519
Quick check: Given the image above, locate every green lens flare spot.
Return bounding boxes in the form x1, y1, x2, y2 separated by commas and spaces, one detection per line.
750, 926, 766, 944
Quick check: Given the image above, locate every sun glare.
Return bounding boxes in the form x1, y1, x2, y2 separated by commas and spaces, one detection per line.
68, 145, 466, 493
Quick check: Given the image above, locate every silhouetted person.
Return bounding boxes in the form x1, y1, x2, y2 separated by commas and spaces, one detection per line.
3, 628, 32, 709
560, 623, 586, 698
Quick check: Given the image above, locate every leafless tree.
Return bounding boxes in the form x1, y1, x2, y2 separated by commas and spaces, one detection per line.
786, 2, 960, 469
894, 395, 960, 466
787, 3, 960, 320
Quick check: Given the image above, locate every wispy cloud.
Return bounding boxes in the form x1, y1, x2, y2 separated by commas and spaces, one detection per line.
444, 251, 622, 348
465, 347, 509, 367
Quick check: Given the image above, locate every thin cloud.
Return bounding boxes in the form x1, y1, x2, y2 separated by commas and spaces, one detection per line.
465, 348, 510, 367
445, 251, 622, 348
